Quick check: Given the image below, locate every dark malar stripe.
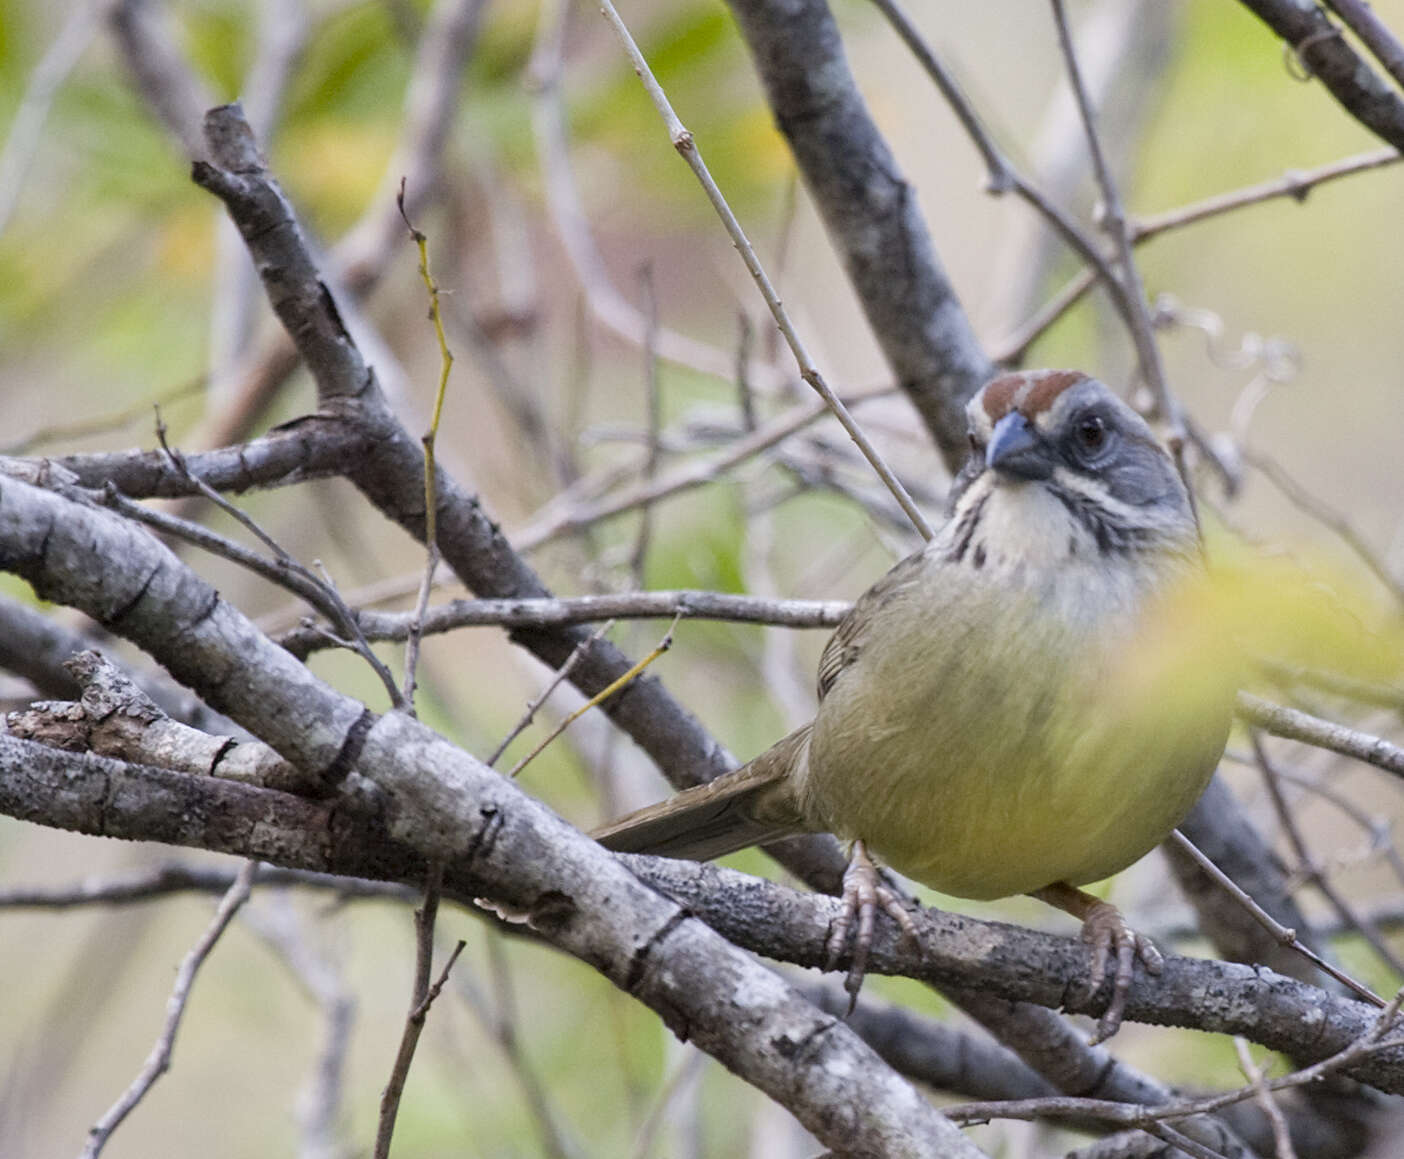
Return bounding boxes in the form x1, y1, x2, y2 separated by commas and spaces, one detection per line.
947, 492, 988, 563
1048, 485, 1162, 556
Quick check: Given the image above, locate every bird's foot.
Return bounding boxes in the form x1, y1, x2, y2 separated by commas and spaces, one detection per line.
825, 839, 919, 1013
1032, 882, 1161, 1044
1080, 899, 1162, 1044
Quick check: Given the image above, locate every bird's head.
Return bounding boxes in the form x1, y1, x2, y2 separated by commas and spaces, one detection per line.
947, 370, 1197, 565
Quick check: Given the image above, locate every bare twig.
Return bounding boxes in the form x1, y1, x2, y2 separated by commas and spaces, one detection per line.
514, 384, 898, 550
1250, 731, 1404, 976
1234, 1037, 1297, 1159
1243, 445, 1404, 609
486, 620, 616, 768
1235, 0, 1404, 152
0, 0, 99, 237
946, 983, 1404, 1132
105, 0, 213, 158
595, 0, 934, 542
397, 182, 456, 709
1264, 761, 1404, 892
629, 265, 664, 584
0, 862, 416, 910
278, 590, 848, 659
1237, 691, 1404, 780
2, 375, 205, 455
105, 432, 404, 710
374, 865, 464, 1159
242, 896, 355, 1159
1169, 829, 1386, 1007
995, 147, 1401, 362
506, 615, 680, 778
1137, 148, 1401, 236
1049, 0, 1178, 438
478, 932, 580, 1159
80, 860, 258, 1159
869, 0, 1155, 364
525, 0, 786, 391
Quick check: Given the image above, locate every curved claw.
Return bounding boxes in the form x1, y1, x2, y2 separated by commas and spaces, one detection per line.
1081, 899, 1162, 1044
825, 840, 919, 1013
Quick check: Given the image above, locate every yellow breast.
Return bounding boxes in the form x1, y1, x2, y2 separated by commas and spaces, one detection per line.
799, 544, 1234, 901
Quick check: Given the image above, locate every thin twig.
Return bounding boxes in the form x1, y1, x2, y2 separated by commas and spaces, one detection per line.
995, 147, 1400, 363
948, 983, 1404, 1132
1265, 761, 1404, 892
277, 590, 849, 658
1250, 731, 1404, 975
515, 384, 898, 550
80, 860, 258, 1159
1243, 445, 1404, 610
1169, 829, 1386, 1006
1144, 1123, 1232, 1159
398, 181, 456, 709
524, 0, 785, 391
374, 864, 463, 1159
1233, 1037, 1297, 1159
506, 614, 681, 779
1237, 691, 1404, 781
0, 0, 98, 236
595, 0, 933, 542
145, 420, 405, 708
2, 375, 205, 455
0, 862, 417, 909
629, 264, 664, 584
241, 895, 355, 1159
1049, 0, 1179, 437
482, 931, 580, 1159
486, 620, 616, 768
869, 0, 1152, 359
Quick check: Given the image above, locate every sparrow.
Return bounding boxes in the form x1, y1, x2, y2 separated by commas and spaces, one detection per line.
595, 370, 1234, 1040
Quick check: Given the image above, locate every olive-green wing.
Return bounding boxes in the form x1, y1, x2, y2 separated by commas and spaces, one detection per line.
591, 726, 811, 862
816, 550, 927, 701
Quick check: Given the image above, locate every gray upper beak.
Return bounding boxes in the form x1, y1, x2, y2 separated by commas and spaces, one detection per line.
986, 412, 1052, 480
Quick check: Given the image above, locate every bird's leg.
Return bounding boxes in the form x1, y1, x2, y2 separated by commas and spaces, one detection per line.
1032, 881, 1163, 1044
825, 839, 919, 1012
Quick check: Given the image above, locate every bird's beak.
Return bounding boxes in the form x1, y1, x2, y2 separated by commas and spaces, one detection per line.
986, 412, 1052, 480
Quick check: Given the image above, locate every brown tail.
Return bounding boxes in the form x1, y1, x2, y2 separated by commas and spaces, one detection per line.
592, 725, 811, 862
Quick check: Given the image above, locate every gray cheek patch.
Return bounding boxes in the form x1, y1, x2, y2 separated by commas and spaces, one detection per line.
1107, 444, 1181, 508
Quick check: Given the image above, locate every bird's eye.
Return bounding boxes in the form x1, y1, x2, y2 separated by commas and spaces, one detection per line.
1075, 414, 1107, 454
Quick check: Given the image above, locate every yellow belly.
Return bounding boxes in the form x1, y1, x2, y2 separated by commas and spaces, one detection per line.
800, 562, 1234, 900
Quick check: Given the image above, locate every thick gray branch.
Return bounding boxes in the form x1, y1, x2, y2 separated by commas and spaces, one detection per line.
189, 103, 849, 892
2, 724, 1399, 1105
0, 474, 979, 1157
627, 857, 1404, 1096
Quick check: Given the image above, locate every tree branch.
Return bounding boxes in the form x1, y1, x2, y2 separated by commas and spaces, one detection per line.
723, 0, 993, 469
0, 473, 981, 1157
1235, 0, 1404, 152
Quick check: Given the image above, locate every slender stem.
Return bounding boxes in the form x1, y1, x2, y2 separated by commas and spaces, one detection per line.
1049, 0, 1177, 435
399, 181, 456, 710
507, 615, 681, 779
81, 861, 258, 1158
595, 0, 933, 542
374, 864, 464, 1159
1169, 829, 1385, 1007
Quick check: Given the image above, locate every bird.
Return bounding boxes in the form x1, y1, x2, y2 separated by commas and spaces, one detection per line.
594, 369, 1235, 1041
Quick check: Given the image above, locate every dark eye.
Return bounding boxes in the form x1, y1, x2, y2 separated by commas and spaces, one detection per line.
1075, 414, 1107, 454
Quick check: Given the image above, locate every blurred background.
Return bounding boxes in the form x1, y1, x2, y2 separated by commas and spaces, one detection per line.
1, 0, 1403, 1154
